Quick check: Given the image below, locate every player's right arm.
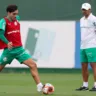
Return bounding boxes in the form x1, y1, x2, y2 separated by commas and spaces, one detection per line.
0, 18, 13, 49
0, 18, 9, 44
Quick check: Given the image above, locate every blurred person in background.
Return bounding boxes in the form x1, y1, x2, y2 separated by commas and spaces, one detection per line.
76, 3, 96, 91
0, 5, 43, 92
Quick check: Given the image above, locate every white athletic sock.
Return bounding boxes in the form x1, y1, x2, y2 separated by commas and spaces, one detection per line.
94, 82, 96, 88
83, 82, 88, 87
37, 82, 43, 92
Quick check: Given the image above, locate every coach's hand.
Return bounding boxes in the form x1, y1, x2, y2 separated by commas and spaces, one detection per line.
7, 42, 13, 49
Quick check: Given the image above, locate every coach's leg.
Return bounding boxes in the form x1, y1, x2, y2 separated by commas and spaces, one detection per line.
90, 63, 96, 81
76, 62, 89, 91
82, 63, 89, 83
81, 49, 89, 87
90, 63, 96, 88
76, 49, 89, 91
81, 63, 89, 88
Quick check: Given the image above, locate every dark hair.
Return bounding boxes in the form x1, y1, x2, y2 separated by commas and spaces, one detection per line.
6, 5, 18, 12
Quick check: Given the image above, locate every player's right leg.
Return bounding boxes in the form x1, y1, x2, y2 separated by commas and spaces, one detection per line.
76, 49, 89, 91
22, 58, 43, 92
0, 48, 13, 71
15, 47, 43, 92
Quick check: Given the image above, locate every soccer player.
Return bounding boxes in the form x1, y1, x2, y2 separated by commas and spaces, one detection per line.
76, 3, 96, 91
0, 5, 43, 92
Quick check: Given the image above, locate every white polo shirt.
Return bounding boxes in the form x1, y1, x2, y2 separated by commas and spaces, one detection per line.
80, 13, 96, 49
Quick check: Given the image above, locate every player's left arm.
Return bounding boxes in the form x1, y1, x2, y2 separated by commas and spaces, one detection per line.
0, 18, 9, 44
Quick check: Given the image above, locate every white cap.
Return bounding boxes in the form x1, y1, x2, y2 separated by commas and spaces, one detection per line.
81, 3, 91, 10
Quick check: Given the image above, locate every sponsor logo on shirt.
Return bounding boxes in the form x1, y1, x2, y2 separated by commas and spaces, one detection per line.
7, 30, 20, 34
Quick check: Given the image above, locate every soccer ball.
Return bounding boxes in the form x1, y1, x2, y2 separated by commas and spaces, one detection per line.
42, 83, 54, 95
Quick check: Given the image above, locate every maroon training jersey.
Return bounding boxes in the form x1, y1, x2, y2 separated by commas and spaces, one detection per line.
0, 17, 22, 49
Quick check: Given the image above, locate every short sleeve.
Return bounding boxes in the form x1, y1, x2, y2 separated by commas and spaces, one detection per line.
16, 15, 20, 21
0, 18, 6, 31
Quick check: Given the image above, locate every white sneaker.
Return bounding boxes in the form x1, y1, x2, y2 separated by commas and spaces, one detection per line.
37, 83, 43, 92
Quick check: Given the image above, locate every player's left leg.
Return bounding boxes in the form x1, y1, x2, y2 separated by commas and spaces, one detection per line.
23, 58, 41, 84
15, 47, 43, 92
0, 48, 14, 71
22, 58, 43, 92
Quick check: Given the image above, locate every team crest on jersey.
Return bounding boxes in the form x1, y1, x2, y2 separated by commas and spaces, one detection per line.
3, 57, 7, 62
14, 21, 17, 26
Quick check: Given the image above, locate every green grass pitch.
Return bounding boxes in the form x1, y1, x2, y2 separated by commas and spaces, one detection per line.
0, 72, 96, 96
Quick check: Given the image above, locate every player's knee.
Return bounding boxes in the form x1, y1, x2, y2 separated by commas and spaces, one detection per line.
29, 62, 37, 69
0, 66, 4, 72
0, 69, 2, 72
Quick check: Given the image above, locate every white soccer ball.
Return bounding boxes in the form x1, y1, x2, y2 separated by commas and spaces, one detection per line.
42, 83, 54, 95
